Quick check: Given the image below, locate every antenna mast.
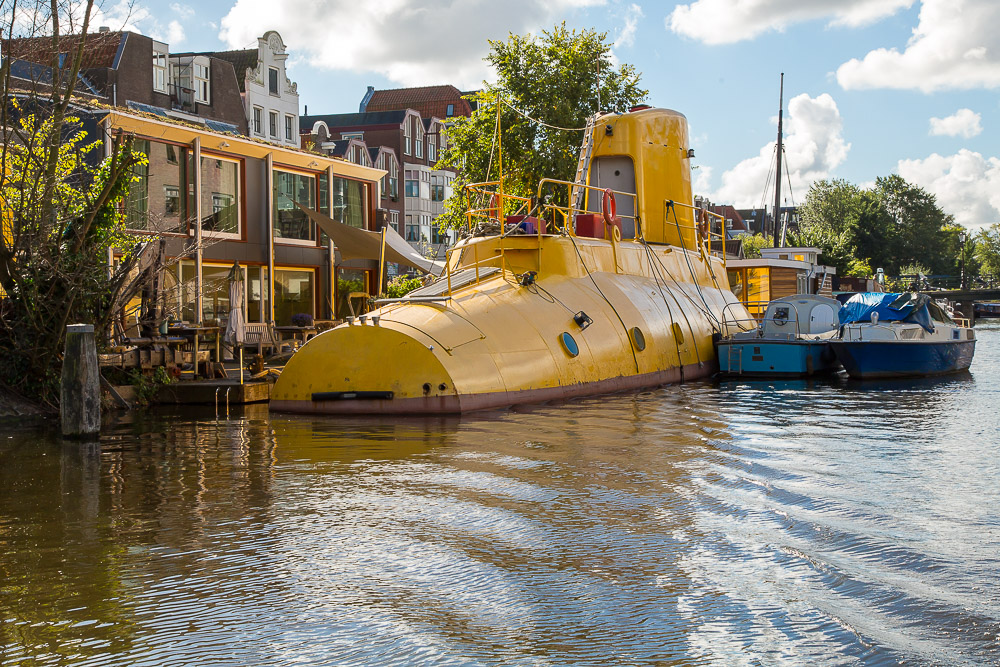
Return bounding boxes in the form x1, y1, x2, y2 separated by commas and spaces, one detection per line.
772, 73, 784, 248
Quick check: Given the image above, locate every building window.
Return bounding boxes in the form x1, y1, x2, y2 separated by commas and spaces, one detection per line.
428, 139, 436, 163
331, 177, 366, 228
200, 156, 240, 237
390, 210, 399, 231
446, 104, 454, 117
194, 63, 210, 104
284, 114, 294, 142
415, 124, 424, 159
405, 178, 418, 198
386, 175, 398, 200
125, 139, 189, 234
431, 175, 445, 202
275, 267, 315, 325
403, 120, 411, 155
152, 47, 168, 93
253, 106, 263, 135
273, 170, 316, 243
269, 111, 278, 137
335, 268, 367, 320
268, 67, 279, 95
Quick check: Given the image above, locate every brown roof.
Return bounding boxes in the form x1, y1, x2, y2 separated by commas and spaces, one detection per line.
186, 49, 258, 92
4, 31, 124, 70
365, 85, 471, 119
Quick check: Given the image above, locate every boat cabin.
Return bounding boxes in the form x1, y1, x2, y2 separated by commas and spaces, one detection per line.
761, 294, 841, 337
726, 246, 837, 316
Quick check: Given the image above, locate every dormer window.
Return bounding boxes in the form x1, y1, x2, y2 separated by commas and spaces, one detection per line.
194, 62, 210, 104
152, 42, 168, 93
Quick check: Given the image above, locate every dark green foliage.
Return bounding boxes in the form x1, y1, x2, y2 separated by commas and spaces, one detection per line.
437, 23, 647, 228
795, 175, 966, 277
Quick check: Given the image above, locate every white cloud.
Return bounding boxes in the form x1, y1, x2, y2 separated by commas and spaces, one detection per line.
692, 165, 714, 195
929, 108, 983, 138
836, 0, 1000, 92
711, 93, 850, 207
219, 0, 605, 88
164, 20, 185, 45
615, 3, 643, 49
666, 0, 912, 45
169, 4, 195, 21
897, 150, 1000, 229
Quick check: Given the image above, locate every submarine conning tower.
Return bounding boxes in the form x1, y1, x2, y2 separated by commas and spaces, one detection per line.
582, 107, 696, 249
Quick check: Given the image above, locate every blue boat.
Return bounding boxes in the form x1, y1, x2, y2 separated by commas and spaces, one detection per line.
717, 295, 843, 377
830, 292, 976, 379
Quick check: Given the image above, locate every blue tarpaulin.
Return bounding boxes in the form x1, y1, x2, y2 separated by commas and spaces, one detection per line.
838, 292, 939, 332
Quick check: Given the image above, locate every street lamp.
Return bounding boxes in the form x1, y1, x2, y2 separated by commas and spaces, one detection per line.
958, 231, 967, 291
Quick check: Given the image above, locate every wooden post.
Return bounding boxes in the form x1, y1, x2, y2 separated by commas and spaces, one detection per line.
61, 324, 100, 438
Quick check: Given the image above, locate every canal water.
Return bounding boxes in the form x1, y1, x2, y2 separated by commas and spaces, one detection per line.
2, 324, 999, 666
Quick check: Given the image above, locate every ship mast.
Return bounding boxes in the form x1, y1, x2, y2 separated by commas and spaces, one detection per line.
772, 73, 784, 248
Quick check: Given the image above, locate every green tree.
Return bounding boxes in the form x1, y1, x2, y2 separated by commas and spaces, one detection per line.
0, 1, 146, 407
437, 23, 647, 228
975, 224, 1000, 277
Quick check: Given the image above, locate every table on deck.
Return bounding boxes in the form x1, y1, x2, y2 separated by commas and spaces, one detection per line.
168, 325, 222, 377
274, 325, 319, 348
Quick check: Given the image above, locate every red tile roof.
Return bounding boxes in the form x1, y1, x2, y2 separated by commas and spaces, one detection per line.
365, 85, 471, 119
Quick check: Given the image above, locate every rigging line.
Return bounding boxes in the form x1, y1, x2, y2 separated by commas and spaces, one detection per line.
781, 145, 796, 207
499, 98, 589, 132
567, 234, 640, 373
640, 240, 685, 369
757, 144, 778, 215
666, 202, 723, 331
642, 240, 704, 367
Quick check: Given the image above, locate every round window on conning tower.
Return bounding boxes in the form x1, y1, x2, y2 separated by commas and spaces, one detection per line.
558, 332, 579, 357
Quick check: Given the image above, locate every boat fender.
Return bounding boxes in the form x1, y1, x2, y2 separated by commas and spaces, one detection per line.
601, 189, 616, 225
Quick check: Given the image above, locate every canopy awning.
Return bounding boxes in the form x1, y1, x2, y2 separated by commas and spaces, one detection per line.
296, 204, 444, 276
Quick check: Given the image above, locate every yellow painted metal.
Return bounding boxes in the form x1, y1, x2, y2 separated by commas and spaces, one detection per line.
271, 105, 752, 413
588, 108, 695, 247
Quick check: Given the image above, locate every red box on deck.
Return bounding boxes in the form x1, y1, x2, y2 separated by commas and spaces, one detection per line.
504, 215, 546, 235
574, 214, 621, 239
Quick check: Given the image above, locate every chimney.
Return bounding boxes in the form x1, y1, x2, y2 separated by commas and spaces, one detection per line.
98, 26, 110, 33
359, 85, 375, 113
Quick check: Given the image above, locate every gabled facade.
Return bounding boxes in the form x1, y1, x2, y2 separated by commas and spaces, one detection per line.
200, 31, 301, 148
300, 109, 457, 263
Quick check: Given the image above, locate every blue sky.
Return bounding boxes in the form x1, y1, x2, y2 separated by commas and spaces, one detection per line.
104, 0, 1000, 229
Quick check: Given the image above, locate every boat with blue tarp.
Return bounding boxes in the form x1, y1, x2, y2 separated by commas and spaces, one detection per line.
830, 292, 975, 379
717, 294, 842, 377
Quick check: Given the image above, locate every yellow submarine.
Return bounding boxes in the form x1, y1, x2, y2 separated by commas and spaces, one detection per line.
271, 106, 750, 414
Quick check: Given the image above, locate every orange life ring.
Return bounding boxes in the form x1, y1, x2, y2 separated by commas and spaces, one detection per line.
601, 189, 616, 225
697, 210, 710, 239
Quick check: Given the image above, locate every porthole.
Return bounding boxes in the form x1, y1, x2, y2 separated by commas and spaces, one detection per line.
558, 332, 579, 357
630, 326, 646, 351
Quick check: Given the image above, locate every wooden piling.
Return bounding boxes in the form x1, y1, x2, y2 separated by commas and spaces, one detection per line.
61, 324, 101, 438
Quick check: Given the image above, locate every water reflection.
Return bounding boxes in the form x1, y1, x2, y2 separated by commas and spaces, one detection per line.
0, 326, 998, 665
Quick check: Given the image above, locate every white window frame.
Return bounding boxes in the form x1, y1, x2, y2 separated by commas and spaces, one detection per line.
403, 119, 411, 155
415, 124, 424, 159
194, 62, 210, 104
268, 66, 280, 96
269, 110, 279, 137
152, 44, 169, 93
284, 114, 294, 142
253, 106, 264, 135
